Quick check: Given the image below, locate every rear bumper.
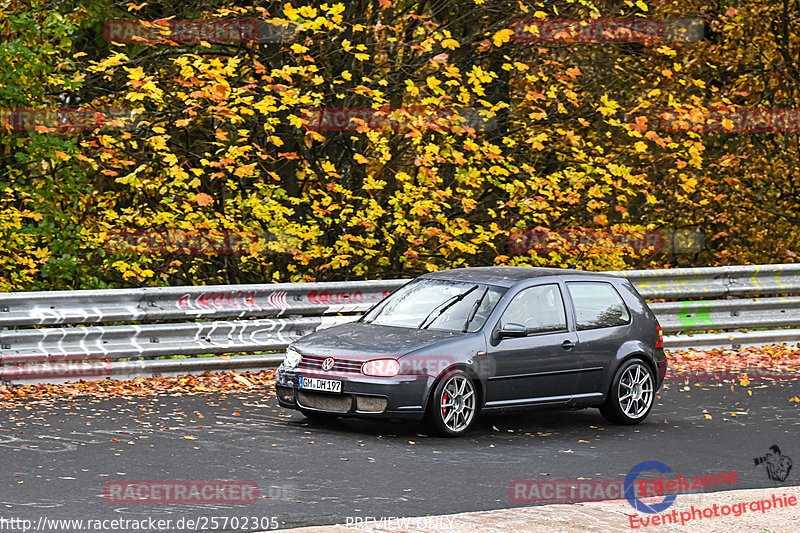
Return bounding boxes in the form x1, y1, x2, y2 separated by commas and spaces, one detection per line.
655, 349, 667, 387
274, 366, 432, 420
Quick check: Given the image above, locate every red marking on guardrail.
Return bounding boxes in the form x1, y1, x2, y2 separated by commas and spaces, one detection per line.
307, 290, 366, 305
176, 291, 258, 311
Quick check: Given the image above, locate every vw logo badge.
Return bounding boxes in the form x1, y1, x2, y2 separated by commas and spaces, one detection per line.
321, 357, 335, 371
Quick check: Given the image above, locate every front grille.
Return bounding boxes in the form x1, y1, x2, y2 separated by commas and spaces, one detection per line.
299, 355, 364, 374
297, 390, 352, 413
356, 395, 387, 413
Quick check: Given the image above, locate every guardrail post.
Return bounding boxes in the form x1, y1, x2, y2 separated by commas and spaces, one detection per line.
725, 271, 736, 299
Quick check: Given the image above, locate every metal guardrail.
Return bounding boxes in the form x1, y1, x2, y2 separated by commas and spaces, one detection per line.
650, 296, 800, 333
661, 328, 800, 351
614, 263, 800, 299
2, 263, 799, 384
0, 280, 402, 326
0, 316, 359, 363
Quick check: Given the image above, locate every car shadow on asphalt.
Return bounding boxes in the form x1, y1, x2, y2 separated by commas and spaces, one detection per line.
276, 405, 638, 440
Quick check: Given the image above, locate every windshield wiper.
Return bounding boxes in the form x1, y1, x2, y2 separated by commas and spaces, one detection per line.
418, 285, 479, 330
461, 286, 488, 333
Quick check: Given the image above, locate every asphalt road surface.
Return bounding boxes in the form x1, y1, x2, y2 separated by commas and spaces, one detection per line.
1, 379, 798, 532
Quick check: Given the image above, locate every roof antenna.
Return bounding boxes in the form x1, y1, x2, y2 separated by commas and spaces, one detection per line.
569, 231, 595, 269
569, 250, 585, 269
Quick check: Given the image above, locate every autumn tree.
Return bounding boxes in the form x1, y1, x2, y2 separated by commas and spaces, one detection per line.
1, 0, 797, 291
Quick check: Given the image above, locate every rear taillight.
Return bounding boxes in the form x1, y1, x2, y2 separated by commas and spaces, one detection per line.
655, 324, 663, 349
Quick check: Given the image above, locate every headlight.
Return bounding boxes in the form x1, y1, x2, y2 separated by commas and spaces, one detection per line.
362, 359, 400, 377
282, 347, 302, 369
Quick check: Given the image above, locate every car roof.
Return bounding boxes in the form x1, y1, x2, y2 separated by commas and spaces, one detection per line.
419, 266, 616, 288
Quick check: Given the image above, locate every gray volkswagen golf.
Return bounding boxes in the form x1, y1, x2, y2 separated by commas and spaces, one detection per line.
275, 267, 666, 436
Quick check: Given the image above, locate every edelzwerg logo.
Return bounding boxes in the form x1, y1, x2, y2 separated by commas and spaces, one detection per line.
754, 445, 793, 483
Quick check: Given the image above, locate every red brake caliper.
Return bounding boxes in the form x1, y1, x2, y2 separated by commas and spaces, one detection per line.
441, 392, 448, 415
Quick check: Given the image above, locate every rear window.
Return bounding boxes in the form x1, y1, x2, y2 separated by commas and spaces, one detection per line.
566, 282, 631, 330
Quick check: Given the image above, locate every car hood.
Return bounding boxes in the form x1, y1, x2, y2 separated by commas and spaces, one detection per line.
291, 322, 462, 358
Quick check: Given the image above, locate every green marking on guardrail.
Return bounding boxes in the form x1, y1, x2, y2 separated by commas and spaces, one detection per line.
677, 301, 714, 327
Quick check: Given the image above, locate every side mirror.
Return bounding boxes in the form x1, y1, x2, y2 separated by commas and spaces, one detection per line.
498, 323, 527, 339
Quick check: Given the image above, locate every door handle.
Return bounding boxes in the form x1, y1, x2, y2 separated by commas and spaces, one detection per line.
561, 340, 575, 350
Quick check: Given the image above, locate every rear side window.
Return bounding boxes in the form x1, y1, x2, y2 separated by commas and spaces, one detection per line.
500, 284, 567, 334
566, 282, 631, 330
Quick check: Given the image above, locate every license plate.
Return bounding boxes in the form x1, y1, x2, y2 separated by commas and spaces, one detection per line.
298, 376, 342, 393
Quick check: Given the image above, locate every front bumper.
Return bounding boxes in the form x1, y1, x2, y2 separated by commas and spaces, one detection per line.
274, 366, 432, 420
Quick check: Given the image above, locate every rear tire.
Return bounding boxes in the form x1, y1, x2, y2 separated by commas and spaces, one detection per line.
425, 370, 478, 437
600, 358, 655, 425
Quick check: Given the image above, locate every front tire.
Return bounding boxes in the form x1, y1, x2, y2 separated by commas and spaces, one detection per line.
599, 359, 655, 425
426, 371, 478, 437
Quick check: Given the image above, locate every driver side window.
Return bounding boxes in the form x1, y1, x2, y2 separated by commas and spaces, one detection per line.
500, 284, 567, 335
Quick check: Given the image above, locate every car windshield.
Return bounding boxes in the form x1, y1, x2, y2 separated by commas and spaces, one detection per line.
361, 279, 505, 332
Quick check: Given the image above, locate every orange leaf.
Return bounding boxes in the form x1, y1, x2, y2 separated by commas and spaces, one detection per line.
195, 193, 214, 206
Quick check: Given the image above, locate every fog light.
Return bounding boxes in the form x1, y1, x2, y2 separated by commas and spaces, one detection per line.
276, 386, 294, 403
